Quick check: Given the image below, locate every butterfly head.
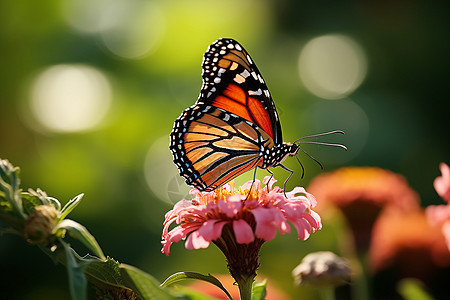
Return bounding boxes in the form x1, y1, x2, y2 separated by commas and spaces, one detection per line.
274, 142, 299, 166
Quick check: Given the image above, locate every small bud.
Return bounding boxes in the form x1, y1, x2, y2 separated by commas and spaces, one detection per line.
292, 251, 351, 287
24, 205, 58, 244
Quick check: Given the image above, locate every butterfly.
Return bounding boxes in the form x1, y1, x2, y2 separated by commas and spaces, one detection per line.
170, 38, 345, 192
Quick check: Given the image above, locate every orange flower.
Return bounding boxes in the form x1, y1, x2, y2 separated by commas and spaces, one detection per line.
370, 209, 450, 279
186, 274, 290, 300
308, 167, 420, 250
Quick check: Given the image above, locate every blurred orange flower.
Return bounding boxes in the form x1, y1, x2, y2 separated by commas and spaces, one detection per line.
186, 274, 290, 300
370, 209, 450, 279
308, 167, 421, 250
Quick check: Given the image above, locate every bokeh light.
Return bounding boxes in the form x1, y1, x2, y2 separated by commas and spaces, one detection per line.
29, 64, 112, 133
63, 0, 165, 59
99, 0, 165, 59
301, 99, 369, 164
62, 0, 112, 34
298, 34, 367, 100
144, 136, 191, 204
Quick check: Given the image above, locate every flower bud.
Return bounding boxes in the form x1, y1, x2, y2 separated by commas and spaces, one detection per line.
292, 251, 351, 287
24, 205, 58, 244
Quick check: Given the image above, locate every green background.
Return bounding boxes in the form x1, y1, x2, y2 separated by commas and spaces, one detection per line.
1, 0, 449, 299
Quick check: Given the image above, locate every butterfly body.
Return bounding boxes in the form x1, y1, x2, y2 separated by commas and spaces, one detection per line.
170, 38, 299, 192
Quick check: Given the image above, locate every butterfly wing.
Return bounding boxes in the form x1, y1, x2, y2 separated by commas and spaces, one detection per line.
171, 105, 273, 191
170, 38, 281, 191
198, 38, 282, 144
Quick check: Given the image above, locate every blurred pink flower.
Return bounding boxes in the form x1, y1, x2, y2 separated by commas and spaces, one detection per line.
426, 162, 450, 251
161, 176, 322, 284
434, 162, 450, 202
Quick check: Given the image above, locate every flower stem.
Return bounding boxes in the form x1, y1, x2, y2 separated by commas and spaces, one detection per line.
318, 286, 335, 300
236, 277, 253, 300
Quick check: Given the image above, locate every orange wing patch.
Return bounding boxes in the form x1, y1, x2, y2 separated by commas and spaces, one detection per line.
212, 84, 274, 139
200, 154, 261, 189
213, 136, 260, 151
248, 97, 273, 139
192, 151, 228, 171
189, 121, 230, 137
223, 84, 246, 105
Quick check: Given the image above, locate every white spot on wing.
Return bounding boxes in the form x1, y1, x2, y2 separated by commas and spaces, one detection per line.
234, 74, 245, 84
241, 69, 250, 78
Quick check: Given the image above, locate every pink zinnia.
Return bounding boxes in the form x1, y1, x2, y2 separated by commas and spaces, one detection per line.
426, 162, 450, 251
434, 162, 450, 202
161, 176, 321, 284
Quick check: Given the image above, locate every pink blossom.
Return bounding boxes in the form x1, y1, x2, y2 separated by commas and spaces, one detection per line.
434, 162, 450, 202
161, 176, 322, 256
425, 162, 450, 252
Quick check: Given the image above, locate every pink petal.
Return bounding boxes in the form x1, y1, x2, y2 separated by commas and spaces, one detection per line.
442, 221, 450, 252
232, 219, 255, 244
198, 220, 227, 241
434, 163, 450, 202
426, 204, 450, 225
162, 225, 197, 255
252, 207, 290, 241
241, 178, 261, 191
218, 194, 244, 218
291, 218, 313, 240
185, 230, 210, 249
263, 176, 277, 190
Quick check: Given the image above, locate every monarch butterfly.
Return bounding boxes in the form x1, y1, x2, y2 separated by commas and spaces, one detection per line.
170, 38, 345, 192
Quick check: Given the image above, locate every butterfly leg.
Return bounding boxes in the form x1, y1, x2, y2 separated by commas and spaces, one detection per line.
279, 164, 294, 197
245, 167, 259, 199
265, 168, 274, 193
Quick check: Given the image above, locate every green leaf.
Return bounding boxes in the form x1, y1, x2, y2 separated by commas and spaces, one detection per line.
83, 257, 137, 299
59, 193, 83, 220
25, 188, 61, 210
161, 272, 232, 300
398, 278, 434, 300
252, 280, 267, 300
0, 158, 24, 218
172, 286, 220, 300
55, 219, 105, 260
120, 264, 180, 300
61, 240, 88, 300
21, 192, 42, 214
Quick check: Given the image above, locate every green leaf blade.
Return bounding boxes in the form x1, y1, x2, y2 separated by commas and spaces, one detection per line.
55, 219, 105, 260
161, 272, 232, 300
59, 193, 83, 220
120, 264, 180, 300
252, 280, 267, 300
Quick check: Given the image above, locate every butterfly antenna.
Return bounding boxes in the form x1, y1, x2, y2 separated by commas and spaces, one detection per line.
298, 146, 324, 171
293, 130, 345, 143
297, 141, 348, 151
294, 154, 305, 179
293, 130, 347, 152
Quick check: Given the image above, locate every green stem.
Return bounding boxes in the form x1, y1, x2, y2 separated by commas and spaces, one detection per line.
318, 286, 335, 300
237, 277, 253, 300
352, 253, 370, 300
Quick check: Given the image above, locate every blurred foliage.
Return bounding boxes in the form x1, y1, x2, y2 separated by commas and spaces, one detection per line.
1, 0, 449, 299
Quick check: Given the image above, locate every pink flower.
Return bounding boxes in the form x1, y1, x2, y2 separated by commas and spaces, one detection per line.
426, 163, 450, 251
434, 162, 450, 202
161, 176, 322, 283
